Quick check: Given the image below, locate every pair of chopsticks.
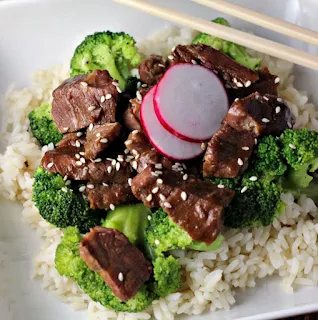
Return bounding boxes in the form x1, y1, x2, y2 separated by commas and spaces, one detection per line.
113, 0, 318, 71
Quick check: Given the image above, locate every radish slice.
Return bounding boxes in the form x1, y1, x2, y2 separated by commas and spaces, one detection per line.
140, 86, 203, 160
154, 63, 229, 142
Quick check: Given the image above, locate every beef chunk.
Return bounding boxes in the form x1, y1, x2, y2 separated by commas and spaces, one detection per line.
170, 44, 259, 89
203, 125, 255, 178
85, 122, 121, 160
41, 148, 89, 180
123, 99, 142, 132
86, 183, 134, 210
80, 227, 152, 300
139, 55, 166, 86
52, 70, 118, 133
56, 133, 86, 149
125, 131, 172, 173
131, 165, 234, 244
223, 92, 295, 136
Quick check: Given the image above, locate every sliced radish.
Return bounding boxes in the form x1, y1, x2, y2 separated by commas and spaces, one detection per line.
140, 86, 203, 160
154, 63, 229, 142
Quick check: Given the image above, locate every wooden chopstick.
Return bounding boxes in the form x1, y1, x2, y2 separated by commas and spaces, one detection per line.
113, 0, 318, 71
192, 0, 318, 46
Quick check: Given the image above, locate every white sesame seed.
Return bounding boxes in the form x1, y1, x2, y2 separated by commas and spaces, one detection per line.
275, 77, 280, 84
159, 194, 166, 201
288, 122, 292, 128
110, 204, 115, 211
112, 81, 119, 87
237, 82, 243, 88
237, 158, 244, 166
181, 191, 187, 201
106, 158, 113, 161
89, 123, 94, 131
80, 157, 86, 164
117, 157, 124, 162
132, 130, 139, 135
201, 143, 207, 151
47, 162, 54, 168
242, 146, 250, 151
116, 162, 121, 171
63, 175, 68, 181
137, 81, 141, 89
76, 161, 82, 166
116, 86, 122, 93
155, 170, 163, 175
80, 81, 88, 87
61, 187, 68, 193
79, 186, 86, 192
234, 98, 239, 102
131, 149, 138, 156
102, 183, 109, 187
155, 239, 160, 245
118, 272, 124, 282
124, 149, 129, 155
148, 215, 152, 221
77, 132, 83, 137
249, 176, 258, 181
94, 158, 102, 163
128, 178, 132, 186
75, 140, 81, 148
132, 161, 138, 170
151, 171, 159, 177
255, 138, 258, 145
157, 179, 163, 185
107, 166, 112, 174
183, 174, 188, 181
152, 187, 159, 194
168, 55, 174, 60
63, 127, 69, 131
100, 96, 106, 103
275, 106, 281, 114
146, 194, 153, 202
79, 152, 85, 156
245, 80, 251, 88
111, 159, 116, 166
263, 96, 269, 101
261, 118, 270, 123
100, 138, 108, 144
95, 132, 101, 138
191, 59, 197, 65
65, 180, 71, 186
87, 184, 94, 189
105, 94, 112, 100
289, 143, 296, 149
218, 184, 225, 189
136, 91, 142, 101
155, 163, 163, 169
277, 98, 283, 102
241, 186, 248, 193
233, 78, 237, 84
88, 106, 96, 111
164, 202, 172, 209
141, 83, 147, 88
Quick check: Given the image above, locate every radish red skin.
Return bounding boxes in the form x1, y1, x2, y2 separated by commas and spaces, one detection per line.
140, 86, 203, 160
154, 63, 229, 142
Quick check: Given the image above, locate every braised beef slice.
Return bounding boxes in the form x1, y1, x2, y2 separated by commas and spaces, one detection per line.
223, 92, 295, 137
125, 131, 172, 173
80, 227, 152, 300
139, 55, 166, 86
56, 133, 86, 149
170, 44, 259, 89
41, 148, 89, 180
123, 99, 142, 132
86, 184, 135, 210
52, 70, 118, 133
203, 125, 255, 178
85, 122, 121, 160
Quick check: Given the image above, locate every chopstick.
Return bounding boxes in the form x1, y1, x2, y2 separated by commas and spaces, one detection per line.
113, 0, 318, 71
192, 0, 318, 46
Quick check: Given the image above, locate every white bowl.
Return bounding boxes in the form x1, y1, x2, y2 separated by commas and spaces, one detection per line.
0, 0, 318, 319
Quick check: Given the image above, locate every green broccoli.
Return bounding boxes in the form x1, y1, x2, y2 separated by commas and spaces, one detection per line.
55, 227, 155, 312
70, 31, 141, 89
146, 209, 223, 257
102, 204, 151, 246
192, 17, 261, 70
28, 103, 63, 146
33, 167, 104, 233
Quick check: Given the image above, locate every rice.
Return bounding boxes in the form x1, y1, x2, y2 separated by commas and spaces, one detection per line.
1, 26, 318, 319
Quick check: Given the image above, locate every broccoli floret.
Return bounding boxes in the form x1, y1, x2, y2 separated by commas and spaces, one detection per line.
33, 167, 104, 233
55, 227, 155, 312
192, 17, 261, 70
102, 204, 151, 246
146, 209, 222, 257
70, 31, 141, 89
28, 103, 63, 146
153, 255, 181, 297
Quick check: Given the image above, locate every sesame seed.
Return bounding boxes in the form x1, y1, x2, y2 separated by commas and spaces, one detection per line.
148, 215, 152, 221
89, 123, 94, 131
128, 178, 132, 186
132, 161, 138, 170
65, 180, 71, 186
168, 55, 174, 60
110, 204, 115, 211
76, 161, 82, 166
77, 132, 83, 137
151, 171, 159, 177
234, 98, 239, 102
63, 175, 68, 181
201, 143, 207, 151
87, 184, 94, 189
233, 78, 237, 83
63, 127, 69, 131
105, 94, 112, 100
94, 158, 102, 163
47, 162, 54, 168
164, 202, 172, 209
181, 191, 187, 201
155, 163, 163, 169
118, 272, 124, 282
183, 174, 188, 181
237, 158, 243, 166
263, 96, 269, 101
241, 186, 248, 193
126, 155, 134, 161
80, 82, 88, 87
137, 81, 141, 89
124, 149, 129, 155
155, 170, 163, 175
75, 140, 81, 148
288, 122, 292, 128
106, 158, 113, 161
277, 98, 283, 102
155, 239, 160, 245
136, 91, 142, 101
275, 77, 280, 84
249, 176, 258, 181
116, 86, 122, 93
152, 187, 159, 194
100, 138, 108, 143
191, 59, 197, 65
79, 186, 86, 192
245, 80, 251, 87
289, 143, 296, 149
117, 157, 124, 162
116, 162, 121, 171
261, 118, 270, 123
96, 132, 101, 138
112, 81, 119, 87
79, 152, 85, 156
141, 83, 147, 88
125, 140, 132, 146
237, 82, 243, 88
255, 138, 258, 145
218, 184, 225, 189
157, 178, 163, 185
132, 130, 139, 135
102, 183, 109, 187
107, 166, 112, 174
275, 106, 281, 114
111, 159, 116, 166
242, 146, 250, 151
80, 157, 86, 164
131, 149, 138, 156
159, 194, 166, 201
146, 194, 153, 202
100, 96, 106, 103
61, 187, 68, 193
172, 46, 176, 51
88, 105, 96, 111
